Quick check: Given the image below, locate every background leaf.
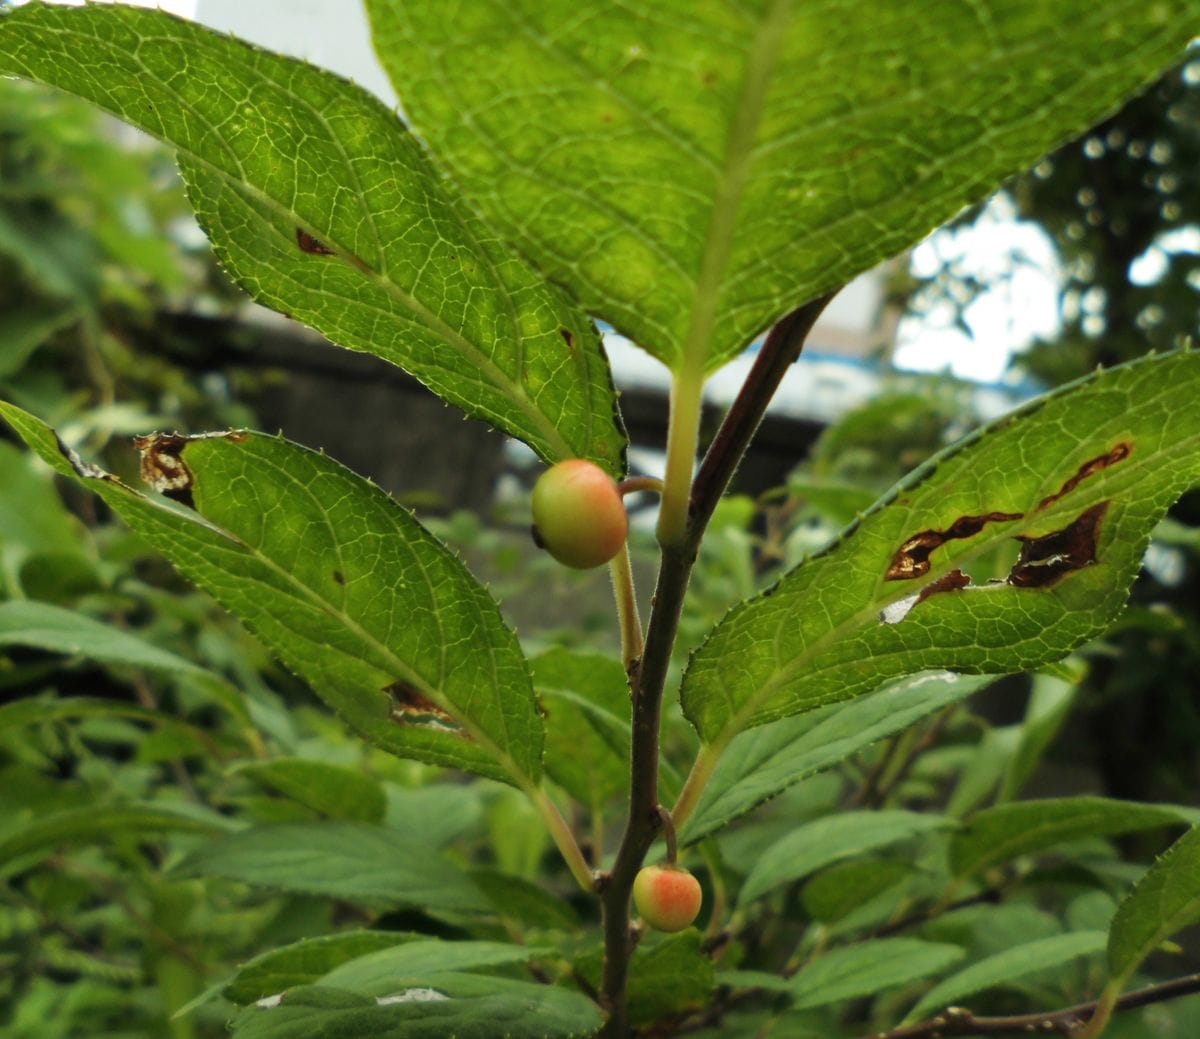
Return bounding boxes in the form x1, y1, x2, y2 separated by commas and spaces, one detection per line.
683, 352, 1200, 750
682, 672, 996, 843
788, 938, 965, 1012
0, 403, 542, 785
533, 647, 630, 810
739, 810, 952, 905
905, 931, 1106, 1023
0, 2, 625, 470
234, 759, 388, 824
367, 0, 1199, 371
173, 821, 489, 913
949, 797, 1191, 879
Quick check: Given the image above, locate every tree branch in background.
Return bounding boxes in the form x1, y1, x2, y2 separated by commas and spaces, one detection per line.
860, 972, 1200, 1039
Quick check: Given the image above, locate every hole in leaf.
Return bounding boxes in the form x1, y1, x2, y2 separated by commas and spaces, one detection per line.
1008, 502, 1109, 588
131, 430, 247, 509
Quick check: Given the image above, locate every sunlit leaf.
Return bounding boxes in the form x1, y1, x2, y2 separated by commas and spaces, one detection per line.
368, 0, 1198, 371
0, 2, 625, 470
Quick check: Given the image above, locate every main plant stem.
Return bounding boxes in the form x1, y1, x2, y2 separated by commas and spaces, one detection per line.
596, 294, 836, 1037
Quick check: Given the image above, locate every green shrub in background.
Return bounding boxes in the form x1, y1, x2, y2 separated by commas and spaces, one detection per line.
2, 3, 1200, 1037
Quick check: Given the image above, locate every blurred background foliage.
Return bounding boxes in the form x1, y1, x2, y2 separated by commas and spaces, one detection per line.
1, 51, 1200, 1039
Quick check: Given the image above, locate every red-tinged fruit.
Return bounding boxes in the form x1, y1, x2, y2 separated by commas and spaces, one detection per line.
633, 864, 702, 933
531, 459, 628, 569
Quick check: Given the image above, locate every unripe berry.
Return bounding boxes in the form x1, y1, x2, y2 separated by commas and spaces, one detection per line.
531, 460, 628, 569
633, 864, 702, 933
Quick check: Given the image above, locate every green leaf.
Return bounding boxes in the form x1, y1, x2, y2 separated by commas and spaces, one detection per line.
575, 932, 714, 1029
0, 804, 227, 873
998, 675, 1079, 802
682, 671, 995, 843
225, 932, 420, 1006
0, 2, 624, 471
235, 759, 388, 824
950, 797, 1190, 879
0, 439, 88, 560
905, 931, 1106, 1023
173, 821, 489, 913
0, 402, 541, 785
739, 809, 952, 905
626, 932, 715, 1028
0, 695, 218, 757
533, 647, 630, 810
367, 1, 1197, 372
1108, 825, 1200, 985
229, 977, 603, 1039
0, 301, 78, 378
801, 859, 914, 924
319, 940, 537, 997
469, 869, 580, 931
683, 352, 1200, 752
789, 938, 965, 1011
0, 599, 210, 678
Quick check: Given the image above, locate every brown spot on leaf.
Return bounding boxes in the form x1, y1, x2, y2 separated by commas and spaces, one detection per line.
132, 430, 248, 508
559, 327, 575, 353
1037, 442, 1131, 510
332, 570, 346, 586
296, 227, 335, 256
385, 681, 468, 737
1008, 502, 1108, 588
886, 511, 1023, 580
916, 568, 972, 605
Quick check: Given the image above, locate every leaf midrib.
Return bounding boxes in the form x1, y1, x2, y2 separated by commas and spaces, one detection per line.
679, 0, 792, 376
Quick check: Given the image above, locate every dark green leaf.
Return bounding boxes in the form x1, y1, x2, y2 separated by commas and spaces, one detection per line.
0, 3, 625, 470
0, 403, 541, 784
534, 647, 630, 810
0, 804, 228, 873
789, 938, 965, 1011
801, 859, 914, 923
225, 932, 420, 1006
319, 940, 538, 997
235, 759, 387, 824
905, 931, 1106, 1023
229, 976, 603, 1039
173, 821, 489, 913
683, 353, 1200, 752
368, 0, 1198, 371
739, 809, 951, 905
950, 798, 1190, 879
